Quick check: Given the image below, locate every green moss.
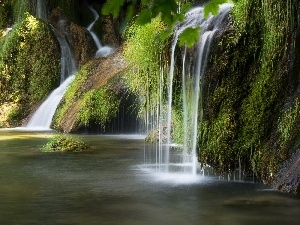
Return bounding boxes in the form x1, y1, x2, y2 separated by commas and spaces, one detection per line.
0, 0, 13, 28
123, 17, 167, 119
0, 102, 23, 127
77, 87, 120, 129
53, 62, 123, 132
52, 63, 92, 128
199, 107, 237, 172
198, 0, 294, 180
0, 13, 60, 126
278, 98, 300, 150
42, 134, 90, 152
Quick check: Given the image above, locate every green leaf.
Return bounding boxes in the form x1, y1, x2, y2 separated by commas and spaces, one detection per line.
160, 27, 172, 40
141, 0, 151, 4
101, 0, 126, 18
178, 27, 200, 48
213, 0, 229, 4
180, 3, 191, 14
136, 9, 152, 25
204, 3, 219, 18
126, 4, 135, 22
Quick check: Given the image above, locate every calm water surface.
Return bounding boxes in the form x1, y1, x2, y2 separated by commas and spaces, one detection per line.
0, 130, 299, 225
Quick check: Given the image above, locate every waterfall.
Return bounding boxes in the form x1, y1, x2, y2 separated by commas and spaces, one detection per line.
25, 22, 77, 130
146, 3, 233, 178
36, 0, 47, 20
52, 25, 77, 83
25, 76, 75, 130
87, 6, 114, 58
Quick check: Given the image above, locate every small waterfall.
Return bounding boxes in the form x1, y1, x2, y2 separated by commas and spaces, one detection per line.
26, 75, 75, 130
15, 0, 28, 23
36, 0, 47, 20
87, 6, 114, 58
25, 23, 77, 130
52, 25, 77, 83
145, 3, 233, 179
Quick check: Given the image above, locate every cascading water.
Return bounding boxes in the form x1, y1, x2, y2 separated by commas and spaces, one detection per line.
52, 25, 77, 83
25, 21, 77, 130
36, 0, 47, 20
144, 3, 233, 181
25, 76, 75, 130
87, 6, 114, 58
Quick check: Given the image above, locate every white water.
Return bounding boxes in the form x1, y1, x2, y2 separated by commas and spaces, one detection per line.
52, 26, 77, 83
36, 0, 47, 20
87, 6, 114, 58
25, 75, 75, 130
25, 17, 77, 130
153, 3, 233, 177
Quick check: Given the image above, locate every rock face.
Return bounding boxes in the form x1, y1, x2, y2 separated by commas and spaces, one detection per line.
0, 13, 60, 127
48, 7, 95, 66
274, 150, 300, 194
54, 47, 128, 133
101, 14, 120, 47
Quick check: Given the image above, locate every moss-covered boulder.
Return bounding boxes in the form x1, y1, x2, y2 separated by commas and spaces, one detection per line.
52, 48, 129, 133
42, 134, 90, 152
0, 13, 60, 127
196, 0, 299, 193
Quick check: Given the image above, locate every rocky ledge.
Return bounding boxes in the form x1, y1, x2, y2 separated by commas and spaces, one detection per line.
274, 149, 300, 194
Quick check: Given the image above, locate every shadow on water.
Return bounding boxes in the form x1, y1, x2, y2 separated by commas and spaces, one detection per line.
0, 130, 299, 225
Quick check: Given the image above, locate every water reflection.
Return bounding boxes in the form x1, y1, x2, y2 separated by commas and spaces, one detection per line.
0, 130, 299, 225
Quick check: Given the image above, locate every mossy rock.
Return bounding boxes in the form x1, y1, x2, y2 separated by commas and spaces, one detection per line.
42, 134, 90, 152
0, 13, 60, 126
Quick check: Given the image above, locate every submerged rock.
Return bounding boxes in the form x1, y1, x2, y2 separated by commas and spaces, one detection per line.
274, 149, 300, 194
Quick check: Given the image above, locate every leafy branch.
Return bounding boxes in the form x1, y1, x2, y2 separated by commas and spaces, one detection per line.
102, 0, 234, 47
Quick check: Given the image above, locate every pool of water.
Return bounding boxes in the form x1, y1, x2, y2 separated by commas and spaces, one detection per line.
0, 130, 299, 225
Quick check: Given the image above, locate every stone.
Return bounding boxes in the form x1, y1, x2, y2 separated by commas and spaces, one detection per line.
274, 149, 300, 194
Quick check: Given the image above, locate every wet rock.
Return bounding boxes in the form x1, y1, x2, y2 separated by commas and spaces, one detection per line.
145, 125, 168, 143
49, 7, 95, 66
274, 149, 300, 194
101, 15, 120, 47
55, 47, 127, 133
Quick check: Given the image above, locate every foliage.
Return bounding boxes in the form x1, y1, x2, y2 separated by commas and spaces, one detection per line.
171, 107, 184, 144
123, 17, 166, 121
198, 0, 295, 180
278, 98, 300, 149
52, 63, 92, 128
178, 27, 200, 47
0, 0, 13, 28
0, 13, 60, 126
199, 107, 237, 172
53, 63, 122, 132
77, 87, 121, 130
42, 134, 90, 152
0, 102, 23, 127
204, 0, 230, 18
102, 0, 233, 47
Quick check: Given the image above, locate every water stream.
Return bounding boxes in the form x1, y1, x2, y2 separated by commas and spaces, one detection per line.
87, 6, 114, 58
158, 4, 233, 176
0, 130, 299, 225
25, 24, 77, 130
36, 0, 47, 20
25, 75, 75, 130
12, 0, 76, 130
